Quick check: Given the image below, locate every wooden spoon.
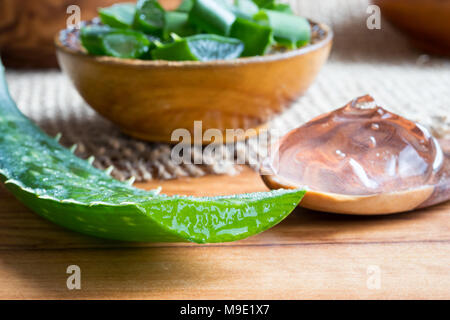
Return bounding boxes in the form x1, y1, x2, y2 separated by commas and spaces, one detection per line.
261, 95, 450, 215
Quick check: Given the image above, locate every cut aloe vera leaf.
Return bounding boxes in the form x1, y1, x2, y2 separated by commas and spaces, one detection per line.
151, 37, 198, 60
80, 25, 150, 59
133, 0, 166, 35
99, 3, 136, 29
267, 3, 293, 14
189, 0, 236, 36
187, 34, 244, 60
80, 25, 113, 55
176, 0, 194, 12
254, 9, 310, 48
0, 61, 305, 243
230, 17, 272, 56
152, 34, 244, 61
231, 0, 259, 19
163, 11, 197, 39
103, 31, 151, 58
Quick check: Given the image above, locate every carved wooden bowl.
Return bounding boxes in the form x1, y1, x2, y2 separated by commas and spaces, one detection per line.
55, 21, 333, 144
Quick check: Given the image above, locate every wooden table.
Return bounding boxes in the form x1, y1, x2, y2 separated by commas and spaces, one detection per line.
0, 167, 448, 299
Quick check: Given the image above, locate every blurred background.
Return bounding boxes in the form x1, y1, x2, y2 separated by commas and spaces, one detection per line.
0, 0, 449, 181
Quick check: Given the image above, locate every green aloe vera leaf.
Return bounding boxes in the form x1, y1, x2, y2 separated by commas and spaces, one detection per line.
99, 3, 136, 29
176, 0, 194, 12
254, 9, 310, 48
188, 0, 236, 36
163, 11, 197, 39
151, 37, 198, 60
187, 34, 244, 60
80, 25, 150, 59
231, 0, 259, 20
80, 25, 112, 55
230, 17, 272, 56
133, 0, 166, 35
0, 61, 305, 243
152, 34, 244, 61
102, 31, 151, 59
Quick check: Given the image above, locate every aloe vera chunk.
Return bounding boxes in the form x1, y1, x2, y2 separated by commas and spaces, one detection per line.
254, 9, 310, 48
188, 0, 236, 36
133, 0, 166, 35
231, 0, 260, 19
81, 25, 150, 59
152, 34, 244, 61
230, 17, 272, 56
99, 3, 136, 29
163, 11, 197, 39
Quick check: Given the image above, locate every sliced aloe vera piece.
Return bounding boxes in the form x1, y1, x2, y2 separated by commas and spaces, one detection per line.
230, 17, 272, 56
152, 34, 244, 61
80, 26, 150, 59
0, 62, 305, 243
163, 11, 197, 39
187, 34, 244, 60
80, 25, 112, 55
188, 0, 236, 36
133, 0, 165, 35
103, 31, 150, 58
99, 3, 136, 29
231, 0, 259, 20
254, 9, 310, 48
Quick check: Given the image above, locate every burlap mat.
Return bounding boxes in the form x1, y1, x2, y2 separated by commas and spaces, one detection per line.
5, 0, 450, 181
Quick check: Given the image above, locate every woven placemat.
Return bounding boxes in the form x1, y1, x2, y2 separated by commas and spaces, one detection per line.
5, 0, 450, 181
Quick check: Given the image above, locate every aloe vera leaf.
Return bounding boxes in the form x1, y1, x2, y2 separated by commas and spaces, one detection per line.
0, 62, 305, 243
99, 3, 136, 29
163, 11, 197, 39
151, 37, 198, 60
133, 0, 166, 35
188, 0, 236, 36
80, 25, 150, 59
152, 34, 244, 61
80, 25, 113, 55
254, 9, 310, 48
230, 17, 272, 56
231, 0, 259, 20
187, 34, 244, 60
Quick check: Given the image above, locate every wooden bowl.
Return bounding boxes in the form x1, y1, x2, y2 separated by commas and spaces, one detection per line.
374, 0, 450, 55
55, 22, 332, 143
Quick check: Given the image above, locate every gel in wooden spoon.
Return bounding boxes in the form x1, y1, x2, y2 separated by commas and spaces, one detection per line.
261, 95, 450, 214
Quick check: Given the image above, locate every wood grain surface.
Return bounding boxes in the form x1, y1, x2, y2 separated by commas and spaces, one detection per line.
0, 166, 448, 299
